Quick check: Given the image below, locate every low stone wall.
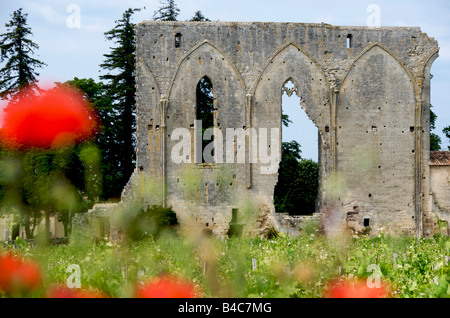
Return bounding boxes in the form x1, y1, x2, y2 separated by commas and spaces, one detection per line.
274, 213, 320, 237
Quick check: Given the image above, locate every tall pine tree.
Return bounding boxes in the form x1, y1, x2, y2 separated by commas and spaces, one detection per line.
190, 11, 210, 22
0, 8, 46, 100
153, 0, 180, 21
100, 8, 139, 197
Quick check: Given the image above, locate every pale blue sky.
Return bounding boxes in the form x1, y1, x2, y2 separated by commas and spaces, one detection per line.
1, 0, 449, 159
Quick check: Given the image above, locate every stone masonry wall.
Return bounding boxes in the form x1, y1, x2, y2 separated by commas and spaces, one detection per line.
429, 165, 450, 236
129, 21, 440, 237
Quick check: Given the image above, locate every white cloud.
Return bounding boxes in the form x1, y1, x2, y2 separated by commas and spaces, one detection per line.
21, 1, 66, 25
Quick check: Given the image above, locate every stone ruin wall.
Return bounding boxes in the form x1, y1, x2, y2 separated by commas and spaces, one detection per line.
429, 159, 450, 236
124, 21, 440, 238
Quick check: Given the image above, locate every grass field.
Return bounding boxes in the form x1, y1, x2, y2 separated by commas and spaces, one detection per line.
2, 226, 449, 298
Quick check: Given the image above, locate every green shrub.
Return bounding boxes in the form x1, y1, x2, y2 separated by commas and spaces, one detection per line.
126, 205, 178, 241
265, 227, 279, 239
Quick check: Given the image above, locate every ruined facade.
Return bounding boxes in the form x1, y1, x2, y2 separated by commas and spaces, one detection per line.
126, 21, 442, 238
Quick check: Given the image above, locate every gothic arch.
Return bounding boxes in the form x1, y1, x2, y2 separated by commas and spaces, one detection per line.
419, 48, 439, 80
167, 40, 247, 134
168, 40, 246, 98
251, 42, 333, 212
164, 40, 248, 205
339, 43, 419, 97
251, 42, 329, 94
252, 42, 332, 133
336, 43, 418, 234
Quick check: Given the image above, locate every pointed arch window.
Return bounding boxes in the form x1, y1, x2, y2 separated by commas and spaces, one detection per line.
195, 76, 215, 163
275, 77, 319, 215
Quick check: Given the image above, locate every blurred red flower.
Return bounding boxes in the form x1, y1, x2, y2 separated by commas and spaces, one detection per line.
47, 285, 106, 298
136, 275, 198, 298
0, 85, 98, 150
324, 278, 390, 298
0, 253, 42, 293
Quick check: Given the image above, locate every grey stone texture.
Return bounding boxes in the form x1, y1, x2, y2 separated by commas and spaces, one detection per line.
128, 21, 440, 238
429, 165, 450, 236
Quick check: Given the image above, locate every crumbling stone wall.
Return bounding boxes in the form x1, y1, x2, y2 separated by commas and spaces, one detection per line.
130, 21, 440, 237
431, 166, 450, 214
274, 213, 320, 237
428, 152, 450, 236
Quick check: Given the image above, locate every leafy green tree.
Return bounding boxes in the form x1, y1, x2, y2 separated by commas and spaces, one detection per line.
190, 11, 210, 22
282, 113, 293, 128
22, 150, 62, 238
274, 140, 300, 213
430, 105, 441, 151
153, 0, 180, 21
274, 141, 318, 215
100, 9, 140, 197
0, 150, 38, 239
0, 8, 46, 100
0, 147, 88, 239
274, 113, 318, 215
294, 159, 319, 214
61, 77, 124, 199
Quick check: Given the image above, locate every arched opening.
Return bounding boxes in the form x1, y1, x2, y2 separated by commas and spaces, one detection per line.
195, 76, 215, 163
274, 79, 319, 215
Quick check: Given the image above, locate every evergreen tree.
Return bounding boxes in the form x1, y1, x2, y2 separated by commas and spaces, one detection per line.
0, 8, 46, 100
100, 8, 140, 197
153, 0, 180, 21
190, 11, 210, 22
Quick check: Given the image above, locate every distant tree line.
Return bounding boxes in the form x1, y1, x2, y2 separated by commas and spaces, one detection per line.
0, 1, 211, 240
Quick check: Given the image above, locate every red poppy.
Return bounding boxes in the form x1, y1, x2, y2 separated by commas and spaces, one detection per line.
324, 278, 390, 298
0, 85, 98, 150
135, 275, 198, 298
0, 253, 42, 293
46, 285, 106, 298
